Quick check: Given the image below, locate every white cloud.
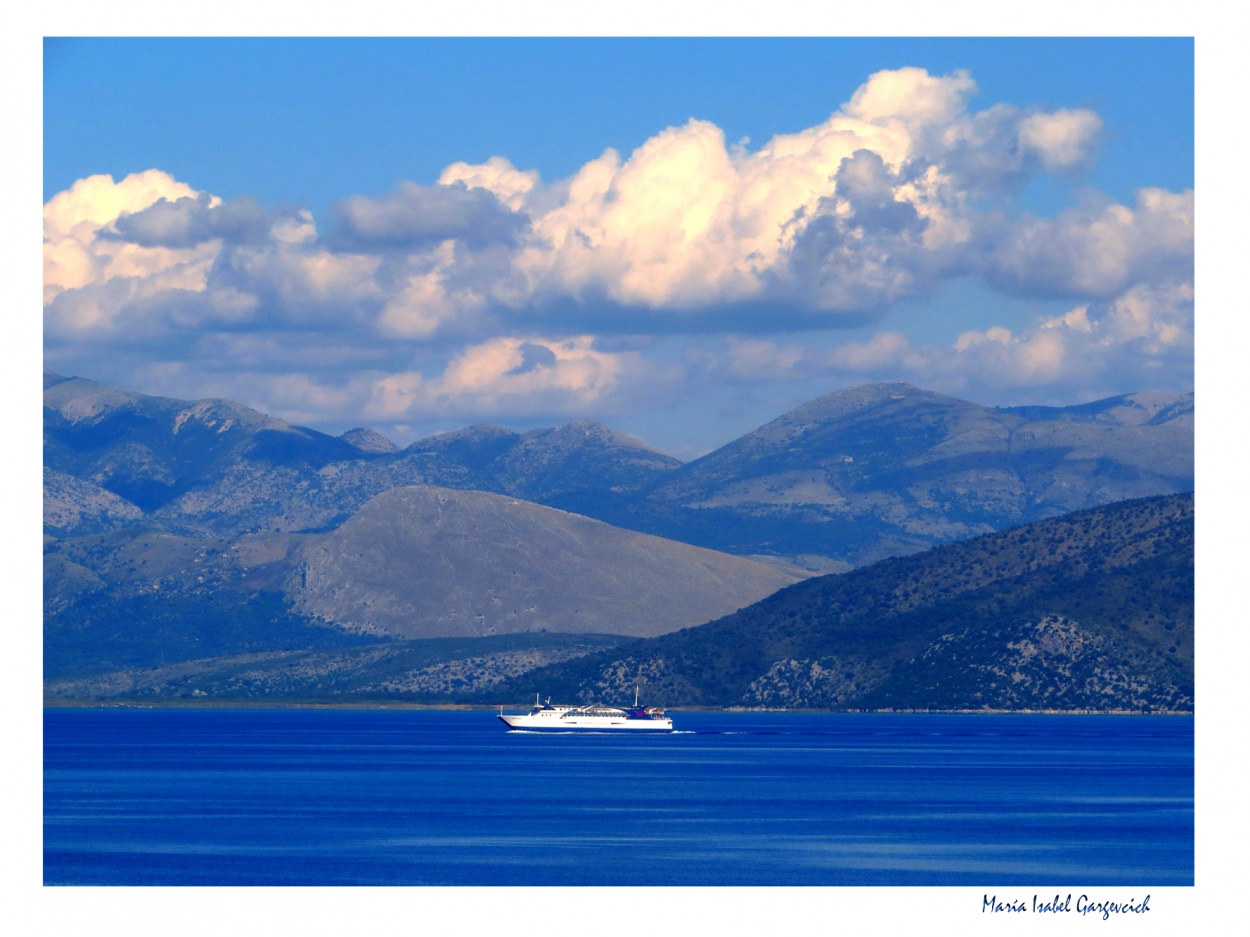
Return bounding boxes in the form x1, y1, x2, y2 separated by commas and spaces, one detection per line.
346, 335, 682, 428
46, 69, 1168, 337
1018, 108, 1104, 172
43, 67, 1191, 434
692, 275, 1192, 403
377, 266, 460, 340
43, 169, 209, 241
43, 170, 221, 308
983, 188, 1193, 299
844, 66, 978, 132
438, 156, 540, 211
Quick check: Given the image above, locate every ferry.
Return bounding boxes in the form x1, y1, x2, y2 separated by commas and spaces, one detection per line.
498, 688, 673, 732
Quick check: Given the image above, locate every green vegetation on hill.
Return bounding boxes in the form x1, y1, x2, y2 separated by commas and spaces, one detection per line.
44, 589, 376, 679
45, 494, 1194, 711
497, 494, 1194, 712
44, 631, 628, 702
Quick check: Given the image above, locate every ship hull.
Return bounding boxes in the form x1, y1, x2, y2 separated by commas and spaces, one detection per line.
498, 713, 673, 732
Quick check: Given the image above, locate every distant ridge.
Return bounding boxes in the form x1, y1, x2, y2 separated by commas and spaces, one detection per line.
45, 372, 1192, 567
619, 381, 1193, 566
339, 427, 399, 454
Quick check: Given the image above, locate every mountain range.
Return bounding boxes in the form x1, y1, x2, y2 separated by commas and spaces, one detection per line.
45, 370, 1192, 570
619, 382, 1193, 569
43, 370, 1194, 707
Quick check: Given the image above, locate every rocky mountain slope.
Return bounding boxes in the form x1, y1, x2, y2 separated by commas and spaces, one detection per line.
48, 494, 1194, 709
45, 485, 802, 681
44, 371, 361, 516
616, 382, 1193, 568
44, 371, 1194, 704
504, 493, 1194, 712
286, 486, 803, 638
45, 372, 1192, 569
400, 418, 683, 517
44, 371, 680, 539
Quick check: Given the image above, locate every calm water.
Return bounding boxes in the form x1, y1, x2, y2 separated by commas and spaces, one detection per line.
43, 708, 1193, 886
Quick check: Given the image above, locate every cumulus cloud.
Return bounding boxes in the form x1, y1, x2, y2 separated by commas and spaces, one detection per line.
479, 65, 1114, 319
981, 188, 1194, 299
44, 70, 1159, 337
939, 281, 1193, 392
438, 155, 540, 211
694, 279, 1192, 401
1017, 108, 1105, 172
43, 66, 1191, 436
102, 194, 295, 249
365, 335, 634, 420
43, 170, 221, 305
329, 180, 528, 250
44, 169, 210, 241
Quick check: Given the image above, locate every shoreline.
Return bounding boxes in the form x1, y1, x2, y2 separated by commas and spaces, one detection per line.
42, 698, 1194, 715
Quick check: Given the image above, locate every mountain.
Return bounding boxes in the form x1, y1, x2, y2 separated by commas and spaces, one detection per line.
44, 372, 361, 514
43, 375, 683, 539
44, 484, 803, 682
403, 418, 683, 515
44, 371, 1195, 704
493, 419, 682, 501
404, 423, 522, 472
502, 493, 1194, 712
339, 427, 399, 454
46, 373, 1192, 568
43, 373, 486, 537
616, 382, 1193, 568
285, 486, 804, 639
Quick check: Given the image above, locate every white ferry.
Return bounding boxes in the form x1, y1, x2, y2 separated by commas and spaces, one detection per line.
498, 689, 673, 732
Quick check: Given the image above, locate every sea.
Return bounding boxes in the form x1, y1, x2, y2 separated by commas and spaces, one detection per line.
43, 707, 1193, 887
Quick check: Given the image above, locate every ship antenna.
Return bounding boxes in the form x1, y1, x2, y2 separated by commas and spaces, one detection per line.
635, 685, 639, 707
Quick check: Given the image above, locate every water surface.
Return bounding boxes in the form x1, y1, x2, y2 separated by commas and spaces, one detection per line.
44, 708, 1193, 886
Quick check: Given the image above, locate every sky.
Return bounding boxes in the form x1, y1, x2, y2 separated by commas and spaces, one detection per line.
42, 37, 1195, 458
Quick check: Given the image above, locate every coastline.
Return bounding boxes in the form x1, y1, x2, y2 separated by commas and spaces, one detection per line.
42, 698, 1194, 714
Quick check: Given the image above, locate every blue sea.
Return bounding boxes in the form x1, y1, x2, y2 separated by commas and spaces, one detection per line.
43, 708, 1193, 887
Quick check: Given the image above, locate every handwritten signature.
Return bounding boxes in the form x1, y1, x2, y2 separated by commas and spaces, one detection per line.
983, 893, 1152, 919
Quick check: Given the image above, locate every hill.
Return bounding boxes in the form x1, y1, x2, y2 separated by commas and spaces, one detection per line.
285, 486, 804, 638
43, 632, 629, 702
44, 485, 803, 683
502, 493, 1194, 712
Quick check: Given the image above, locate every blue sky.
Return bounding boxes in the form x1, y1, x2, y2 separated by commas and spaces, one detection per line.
44, 38, 1193, 214
42, 37, 1195, 457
